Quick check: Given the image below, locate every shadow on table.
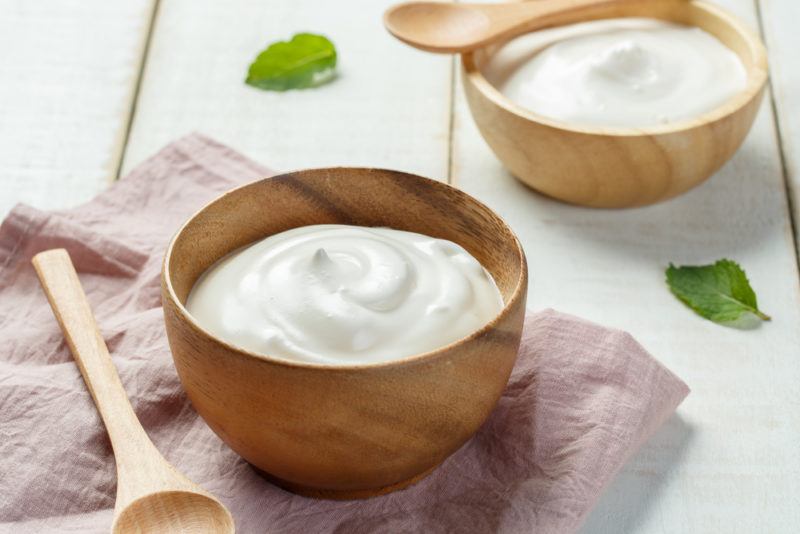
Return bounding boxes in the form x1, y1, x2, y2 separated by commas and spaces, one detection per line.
482, 142, 783, 260
578, 414, 695, 534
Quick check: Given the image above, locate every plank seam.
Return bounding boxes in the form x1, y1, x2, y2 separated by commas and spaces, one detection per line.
754, 0, 800, 273
115, 0, 162, 181
446, 54, 457, 186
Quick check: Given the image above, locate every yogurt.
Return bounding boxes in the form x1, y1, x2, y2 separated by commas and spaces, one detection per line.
186, 224, 503, 365
484, 18, 747, 128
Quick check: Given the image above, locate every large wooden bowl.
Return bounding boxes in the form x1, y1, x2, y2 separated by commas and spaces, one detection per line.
462, 0, 768, 208
162, 168, 527, 499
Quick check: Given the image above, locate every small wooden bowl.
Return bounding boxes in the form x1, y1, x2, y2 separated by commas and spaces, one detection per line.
462, 0, 768, 208
162, 168, 527, 499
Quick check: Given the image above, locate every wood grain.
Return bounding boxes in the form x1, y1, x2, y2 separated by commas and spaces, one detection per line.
161, 168, 528, 498
452, 0, 800, 531
0, 0, 156, 218
32, 249, 234, 533
120, 0, 452, 181
461, 0, 767, 208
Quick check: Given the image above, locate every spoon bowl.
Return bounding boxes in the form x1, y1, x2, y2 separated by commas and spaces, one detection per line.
112, 491, 235, 534
384, 3, 492, 52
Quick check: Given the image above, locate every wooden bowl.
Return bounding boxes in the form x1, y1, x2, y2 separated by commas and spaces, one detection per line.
161, 168, 527, 499
461, 0, 768, 208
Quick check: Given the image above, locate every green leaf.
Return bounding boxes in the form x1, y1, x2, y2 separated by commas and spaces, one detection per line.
666, 259, 771, 327
246, 33, 337, 91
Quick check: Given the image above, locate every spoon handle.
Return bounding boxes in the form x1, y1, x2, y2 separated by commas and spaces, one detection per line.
32, 249, 181, 506
481, 0, 639, 41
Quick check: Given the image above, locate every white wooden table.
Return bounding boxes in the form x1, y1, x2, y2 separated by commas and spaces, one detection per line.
2, 0, 798, 532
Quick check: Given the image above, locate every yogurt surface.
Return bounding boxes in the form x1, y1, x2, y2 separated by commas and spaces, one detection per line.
186, 224, 503, 365
484, 18, 747, 128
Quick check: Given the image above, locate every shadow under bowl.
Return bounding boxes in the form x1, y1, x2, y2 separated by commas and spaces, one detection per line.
461, 0, 768, 208
161, 167, 528, 499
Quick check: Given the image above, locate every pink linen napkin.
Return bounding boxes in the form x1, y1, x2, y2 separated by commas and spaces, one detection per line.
0, 133, 689, 534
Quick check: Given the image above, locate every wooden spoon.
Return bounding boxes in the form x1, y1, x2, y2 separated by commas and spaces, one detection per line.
384, 0, 647, 53
32, 249, 235, 534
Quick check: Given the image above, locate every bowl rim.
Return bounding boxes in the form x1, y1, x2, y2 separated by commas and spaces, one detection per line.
162, 166, 528, 372
461, 0, 768, 137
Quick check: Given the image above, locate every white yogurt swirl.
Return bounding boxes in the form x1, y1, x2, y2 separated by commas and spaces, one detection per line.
485, 18, 747, 128
186, 225, 503, 365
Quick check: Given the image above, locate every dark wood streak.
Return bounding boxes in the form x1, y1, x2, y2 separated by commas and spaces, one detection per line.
279, 172, 356, 224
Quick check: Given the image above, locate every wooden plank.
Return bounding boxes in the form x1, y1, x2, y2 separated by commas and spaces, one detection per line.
121, 0, 452, 181
759, 0, 800, 255
450, 1, 800, 532
0, 0, 156, 218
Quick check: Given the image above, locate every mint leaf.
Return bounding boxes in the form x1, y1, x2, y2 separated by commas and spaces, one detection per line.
666, 259, 771, 327
246, 33, 337, 91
